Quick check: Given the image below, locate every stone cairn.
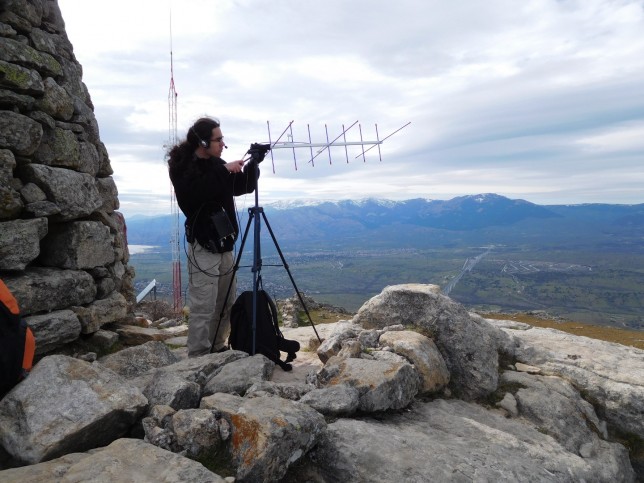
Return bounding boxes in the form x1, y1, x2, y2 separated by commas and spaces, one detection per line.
0, 0, 135, 356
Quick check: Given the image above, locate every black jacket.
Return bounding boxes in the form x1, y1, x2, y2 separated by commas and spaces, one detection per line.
170, 156, 258, 252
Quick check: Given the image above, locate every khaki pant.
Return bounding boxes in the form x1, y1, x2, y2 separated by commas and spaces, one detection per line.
186, 243, 236, 357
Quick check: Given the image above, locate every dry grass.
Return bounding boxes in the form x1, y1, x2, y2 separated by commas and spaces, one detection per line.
483, 313, 644, 350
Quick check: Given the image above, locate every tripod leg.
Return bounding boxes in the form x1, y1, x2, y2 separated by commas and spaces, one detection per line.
210, 210, 254, 353
260, 211, 322, 343
250, 206, 264, 356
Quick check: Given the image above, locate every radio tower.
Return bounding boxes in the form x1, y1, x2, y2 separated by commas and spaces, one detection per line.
168, 11, 182, 313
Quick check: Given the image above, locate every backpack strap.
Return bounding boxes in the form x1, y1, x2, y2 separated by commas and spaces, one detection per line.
0, 280, 19, 316
0, 279, 36, 395
22, 322, 35, 373
263, 290, 299, 364
254, 284, 293, 371
264, 291, 282, 335
256, 346, 292, 371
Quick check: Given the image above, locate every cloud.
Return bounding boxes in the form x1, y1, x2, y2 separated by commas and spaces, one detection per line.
57, 0, 644, 217
576, 121, 644, 154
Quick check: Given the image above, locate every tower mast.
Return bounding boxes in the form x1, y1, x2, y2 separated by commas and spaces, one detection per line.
168, 9, 182, 313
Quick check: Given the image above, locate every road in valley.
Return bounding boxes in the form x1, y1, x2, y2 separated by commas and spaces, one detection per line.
444, 246, 493, 295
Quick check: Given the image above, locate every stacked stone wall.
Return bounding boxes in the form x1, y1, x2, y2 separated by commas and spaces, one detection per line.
0, 0, 135, 354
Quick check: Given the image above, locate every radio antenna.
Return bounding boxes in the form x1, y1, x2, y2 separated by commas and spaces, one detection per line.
263, 121, 411, 172
213, 119, 410, 358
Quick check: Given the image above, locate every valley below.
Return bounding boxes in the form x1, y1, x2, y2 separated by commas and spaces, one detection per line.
126, 195, 644, 332
130, 243, 643, 331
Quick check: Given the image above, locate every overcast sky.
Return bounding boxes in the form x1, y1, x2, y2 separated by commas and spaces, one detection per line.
57, 0, 644, 218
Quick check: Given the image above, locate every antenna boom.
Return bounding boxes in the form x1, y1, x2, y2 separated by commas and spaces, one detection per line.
271, 140, 382, 149
263, 120, 410, 169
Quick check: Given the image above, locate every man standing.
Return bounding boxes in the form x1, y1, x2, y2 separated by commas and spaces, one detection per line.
167, 117, 258, 357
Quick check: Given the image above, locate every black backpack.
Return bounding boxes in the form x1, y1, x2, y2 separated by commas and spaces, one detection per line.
1, 279, 36, 399
229, 290, 300, 371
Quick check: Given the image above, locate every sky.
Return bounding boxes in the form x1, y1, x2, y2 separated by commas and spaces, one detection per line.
57, 0, 644, 218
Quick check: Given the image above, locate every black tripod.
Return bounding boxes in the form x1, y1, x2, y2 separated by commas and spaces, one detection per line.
213, 143, 322, 355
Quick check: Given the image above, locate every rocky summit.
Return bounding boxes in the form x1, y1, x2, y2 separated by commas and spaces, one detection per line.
1, 1, 641, 481
0, 284, 641, 482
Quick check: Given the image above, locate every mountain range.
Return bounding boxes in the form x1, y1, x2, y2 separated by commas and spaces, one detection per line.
126, 193, 643, 251
126, 194, 643, 328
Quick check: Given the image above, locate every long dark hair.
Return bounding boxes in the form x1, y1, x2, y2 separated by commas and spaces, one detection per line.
167, 117, 220, 174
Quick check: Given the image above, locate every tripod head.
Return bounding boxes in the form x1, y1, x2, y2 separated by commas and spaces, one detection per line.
247, 143, 271, 164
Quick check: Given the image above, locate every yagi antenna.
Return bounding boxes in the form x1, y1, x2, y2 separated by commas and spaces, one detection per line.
226, 119, 410, 353
263, 121, 411, 173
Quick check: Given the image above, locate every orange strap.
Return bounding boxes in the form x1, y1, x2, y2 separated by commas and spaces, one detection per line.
23, 327, 36, 372
0, 279, 20, 315
1, 279, 35, 372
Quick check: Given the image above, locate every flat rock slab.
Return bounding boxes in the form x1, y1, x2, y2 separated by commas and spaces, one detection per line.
295, 398, 635, 482
0, 438, 225, 482
488, 320, 644, 438
115, 324, 188, 345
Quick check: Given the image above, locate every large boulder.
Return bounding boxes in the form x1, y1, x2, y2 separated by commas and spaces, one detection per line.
0, 355, 147, 465
201, 393, 327, 482
353, 284, 509, 399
